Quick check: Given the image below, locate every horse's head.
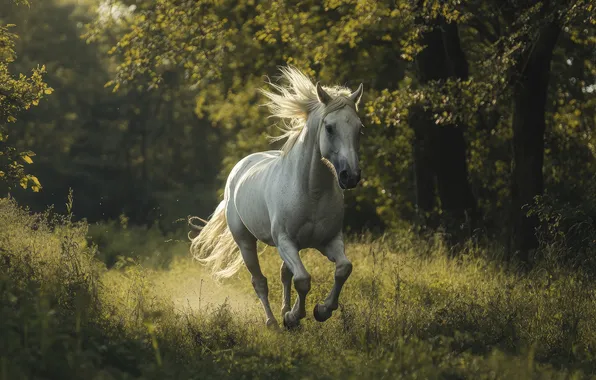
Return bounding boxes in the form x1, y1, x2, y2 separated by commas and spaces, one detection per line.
316, 82, 364, 190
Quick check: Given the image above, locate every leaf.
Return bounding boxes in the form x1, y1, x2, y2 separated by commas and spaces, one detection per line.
22, 155, 33, 164
31, 176, 41, 192
44, 88, 54, 95
30, 176, 41, 188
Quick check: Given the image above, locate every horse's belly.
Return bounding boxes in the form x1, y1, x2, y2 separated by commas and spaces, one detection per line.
234, 183, 275, 246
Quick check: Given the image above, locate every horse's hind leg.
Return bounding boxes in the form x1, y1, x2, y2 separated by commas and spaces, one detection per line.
241, 242, 279, 328
280, 261, 293, 317
227, 210, 278, 328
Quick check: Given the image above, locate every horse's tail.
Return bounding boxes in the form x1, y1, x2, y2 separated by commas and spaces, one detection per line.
189, 200, 243, 279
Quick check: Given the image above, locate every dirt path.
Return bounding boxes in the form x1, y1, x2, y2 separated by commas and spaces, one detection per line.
151, 258, 261, 318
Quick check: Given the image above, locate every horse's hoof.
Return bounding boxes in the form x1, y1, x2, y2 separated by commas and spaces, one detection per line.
283, 311, 300, 330
313, 304, 331, 322
266, 318, 280, 331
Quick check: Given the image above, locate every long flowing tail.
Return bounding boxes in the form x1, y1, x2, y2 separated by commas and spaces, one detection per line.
189, 201, 243, 279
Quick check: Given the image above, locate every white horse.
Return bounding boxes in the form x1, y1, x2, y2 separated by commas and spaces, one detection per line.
189, 66, 364, 329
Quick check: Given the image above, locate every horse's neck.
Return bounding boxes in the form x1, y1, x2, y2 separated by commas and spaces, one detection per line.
284, 118, 336, 196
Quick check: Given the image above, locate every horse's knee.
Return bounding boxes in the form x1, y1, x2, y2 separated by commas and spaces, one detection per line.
293, 273, 311, 295
336, 260, 352, 280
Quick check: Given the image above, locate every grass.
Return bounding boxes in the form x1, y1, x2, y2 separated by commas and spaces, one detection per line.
1, 196, 596, 379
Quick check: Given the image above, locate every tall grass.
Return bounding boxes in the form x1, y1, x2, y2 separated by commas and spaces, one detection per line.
1, 197, 595, 379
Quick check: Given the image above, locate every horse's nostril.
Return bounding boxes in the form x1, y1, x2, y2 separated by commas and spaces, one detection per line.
339, 170, 349, 181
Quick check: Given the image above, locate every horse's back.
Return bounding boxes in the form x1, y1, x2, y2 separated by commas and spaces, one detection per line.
225, 150, 280, 193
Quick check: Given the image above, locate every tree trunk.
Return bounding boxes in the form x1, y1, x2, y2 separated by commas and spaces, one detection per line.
509, 22, 560, 261
411, 104, 438, 228
411, 19, 478, 241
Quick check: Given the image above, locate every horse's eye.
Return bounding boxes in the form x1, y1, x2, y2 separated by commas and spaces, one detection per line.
325, 125, 334, 135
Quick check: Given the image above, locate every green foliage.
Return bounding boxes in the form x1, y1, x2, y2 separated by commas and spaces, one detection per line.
0, 1, 52, 191
528, 186, 596, 269
2, 0, 221, 227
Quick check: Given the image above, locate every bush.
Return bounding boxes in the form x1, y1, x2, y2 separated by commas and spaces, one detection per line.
0, 196, 103, 378
88, 214, 188, 269
528, 185, 596, 270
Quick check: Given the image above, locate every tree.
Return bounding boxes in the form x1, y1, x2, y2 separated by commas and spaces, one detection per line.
409, 12, 478, 242
509, 19, 560, 259
0, 0, 52, 192
504, 0, 593, 261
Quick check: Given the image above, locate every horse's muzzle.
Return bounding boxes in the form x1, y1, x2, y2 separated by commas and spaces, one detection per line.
339, 168, 361, 189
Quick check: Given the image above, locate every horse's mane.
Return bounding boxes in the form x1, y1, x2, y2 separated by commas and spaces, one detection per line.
259, 66, 355, 154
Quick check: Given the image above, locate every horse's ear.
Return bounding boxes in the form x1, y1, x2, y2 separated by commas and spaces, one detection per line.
316, 82, 332, 105
349, 83, 364, 106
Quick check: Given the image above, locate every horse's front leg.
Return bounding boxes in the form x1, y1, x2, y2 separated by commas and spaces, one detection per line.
276, 236, 310, 329
313, 237, 352, 322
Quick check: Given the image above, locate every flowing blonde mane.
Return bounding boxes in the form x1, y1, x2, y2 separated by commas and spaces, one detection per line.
259, 66, 356, 154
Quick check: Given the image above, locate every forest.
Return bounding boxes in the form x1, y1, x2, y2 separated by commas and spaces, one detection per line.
1, 0, 595, 378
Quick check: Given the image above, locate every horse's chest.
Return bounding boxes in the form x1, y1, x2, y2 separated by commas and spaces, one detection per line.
293, 196, 343, 248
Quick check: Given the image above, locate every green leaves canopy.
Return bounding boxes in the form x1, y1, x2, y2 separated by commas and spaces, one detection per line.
85, 0, 595, 230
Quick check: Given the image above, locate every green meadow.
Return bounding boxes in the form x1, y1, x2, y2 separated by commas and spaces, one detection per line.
2, 197, 595, 379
